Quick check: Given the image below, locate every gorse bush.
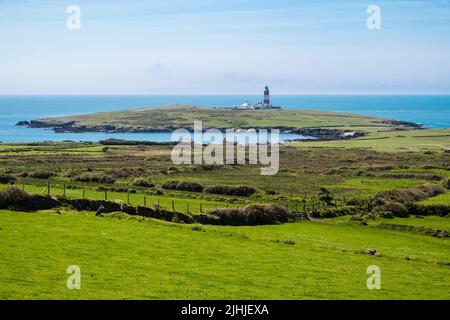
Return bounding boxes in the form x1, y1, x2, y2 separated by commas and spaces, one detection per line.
74, 173, 116, 184
132, 178, 155, 188
318, 187, 334, 205
372, 201, 409, 218
443, 178, 450, 190
372, 183, 446, 217
375, 183, 445, 206
0, 173, 16, 184
27, 170, 55, 179
209, 204, 291, 226
161, 180, 204, 192
204, 185, 256, 197
409, 203, 450, 217
0, 186, 31, 210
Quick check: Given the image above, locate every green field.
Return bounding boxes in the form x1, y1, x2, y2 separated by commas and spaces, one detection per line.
1, 210, 448, 299
295, 129, 450, 152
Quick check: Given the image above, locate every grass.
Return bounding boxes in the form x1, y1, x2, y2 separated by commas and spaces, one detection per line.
0, 210, 449, 299
324, 177, 429, 197
293, 129, 450, 152
368, 216, 450, 231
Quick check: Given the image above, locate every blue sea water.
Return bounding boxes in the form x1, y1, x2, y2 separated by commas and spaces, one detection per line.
0, 95, 449, 143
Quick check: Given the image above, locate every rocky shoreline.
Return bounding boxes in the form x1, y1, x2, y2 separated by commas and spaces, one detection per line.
16, 118, 422, 142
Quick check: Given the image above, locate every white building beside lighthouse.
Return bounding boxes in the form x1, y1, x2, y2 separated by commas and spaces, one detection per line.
232, 86, 281, 110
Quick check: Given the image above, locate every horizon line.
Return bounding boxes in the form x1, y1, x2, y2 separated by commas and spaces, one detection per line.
1, 93, 450, 97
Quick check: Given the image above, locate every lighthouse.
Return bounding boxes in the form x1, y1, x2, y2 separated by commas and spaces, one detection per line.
231, 85, 281, 109
263, 86, 271, 107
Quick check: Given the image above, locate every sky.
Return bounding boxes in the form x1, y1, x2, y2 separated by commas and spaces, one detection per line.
1, 0, 450, 95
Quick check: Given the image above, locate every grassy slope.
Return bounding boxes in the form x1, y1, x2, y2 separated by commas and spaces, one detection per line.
294, 129, 450, 152
0, 183, 234, 214
39, 105, 394, 131
0, 210, 449, 300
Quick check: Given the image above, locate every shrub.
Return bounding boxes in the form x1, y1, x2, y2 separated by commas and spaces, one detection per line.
161, 180, 204, 192
28, 170, 55, 179
161, 180, 178, 190
0, 186, 32, 210
204, 185, 256, 197
74, 173, 116, 184
372, 201, 409, 218
374, 183, 445, 206
381, 173, 443, 181
318, 187, 334, 205
408, 203, 450, 217
209, 204, 291, 226
113, 187, 128, 193
442, 178, 450, 190
0, 173, 16, 184
132, 178, 155, 188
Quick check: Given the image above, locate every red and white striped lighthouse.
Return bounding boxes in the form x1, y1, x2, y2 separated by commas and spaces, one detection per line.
263, 86, 270, 106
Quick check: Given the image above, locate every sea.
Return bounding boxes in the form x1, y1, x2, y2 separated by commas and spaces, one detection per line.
0, 95, 449, 143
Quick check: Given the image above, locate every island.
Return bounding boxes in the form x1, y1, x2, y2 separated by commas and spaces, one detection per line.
16, 105, 421, 141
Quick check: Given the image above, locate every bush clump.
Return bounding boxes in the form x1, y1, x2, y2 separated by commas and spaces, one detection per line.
204, 185, 256, 197
27, 170, 56, 179
0, 173, 16, 184
372, 201, 409, 218
209, 204, 291, 226
132, 178, 155, 188
0, 186, 32, 210
374, 183, 445, 206
74, 173, 116, 184
161, 180, 204, 192
442, 178, 450, 190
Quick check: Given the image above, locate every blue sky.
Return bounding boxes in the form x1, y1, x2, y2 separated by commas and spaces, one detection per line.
1, 0, 450, 94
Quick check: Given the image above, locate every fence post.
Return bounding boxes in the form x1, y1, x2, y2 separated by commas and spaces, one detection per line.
187, 203, 190, 214
104, 189, 107, 201
22, 182, 25, 191
144, 196, 147, 207
127, 190, 130, 205
83, 187, 86, 198
63, 184, 66, 197
171, 200, 175, 211
200, 203, 203, 213
47, 180, 50, 196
